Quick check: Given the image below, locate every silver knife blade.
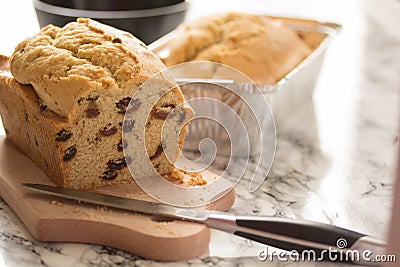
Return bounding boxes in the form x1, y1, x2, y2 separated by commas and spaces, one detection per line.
22, 183, 386, 266
22, 183, 210, 221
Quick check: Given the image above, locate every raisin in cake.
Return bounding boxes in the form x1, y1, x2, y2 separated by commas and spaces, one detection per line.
161, 12, 312, 85
0, 18, 193, 189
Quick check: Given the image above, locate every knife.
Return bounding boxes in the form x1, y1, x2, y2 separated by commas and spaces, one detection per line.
23, 183, 385, 265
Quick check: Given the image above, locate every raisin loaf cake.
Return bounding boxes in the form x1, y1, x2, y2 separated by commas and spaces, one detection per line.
0, 18, 193, 189
161, 12, 313, 85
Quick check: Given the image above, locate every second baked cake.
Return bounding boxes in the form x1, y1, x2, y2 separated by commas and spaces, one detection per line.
161, 12, 313, 85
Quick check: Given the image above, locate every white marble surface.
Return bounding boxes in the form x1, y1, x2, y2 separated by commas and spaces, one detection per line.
0, 0, 399, 266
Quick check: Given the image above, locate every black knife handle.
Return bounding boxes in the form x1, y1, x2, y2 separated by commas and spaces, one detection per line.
205, 212, 385, 266
235, 215, 364, 250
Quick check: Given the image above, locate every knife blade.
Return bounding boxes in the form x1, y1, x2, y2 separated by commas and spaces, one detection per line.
23, 183, 385, 266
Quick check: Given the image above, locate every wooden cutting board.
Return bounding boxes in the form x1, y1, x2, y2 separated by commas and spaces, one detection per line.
0, 136, 235, 261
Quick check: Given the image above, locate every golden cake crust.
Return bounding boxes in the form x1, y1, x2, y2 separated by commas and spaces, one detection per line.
10, 18, 171, 119
162, 12, 313, 85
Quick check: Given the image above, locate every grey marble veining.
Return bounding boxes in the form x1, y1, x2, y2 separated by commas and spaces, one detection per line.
0, 0, 399, 266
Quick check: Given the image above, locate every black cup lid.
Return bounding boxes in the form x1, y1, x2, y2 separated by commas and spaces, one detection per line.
40, 0, 185, 11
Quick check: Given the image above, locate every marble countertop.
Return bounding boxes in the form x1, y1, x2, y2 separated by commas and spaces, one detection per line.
0, 0, 399, 266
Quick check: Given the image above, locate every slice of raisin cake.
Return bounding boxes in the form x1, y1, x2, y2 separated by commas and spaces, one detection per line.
0, 18, 193, 189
